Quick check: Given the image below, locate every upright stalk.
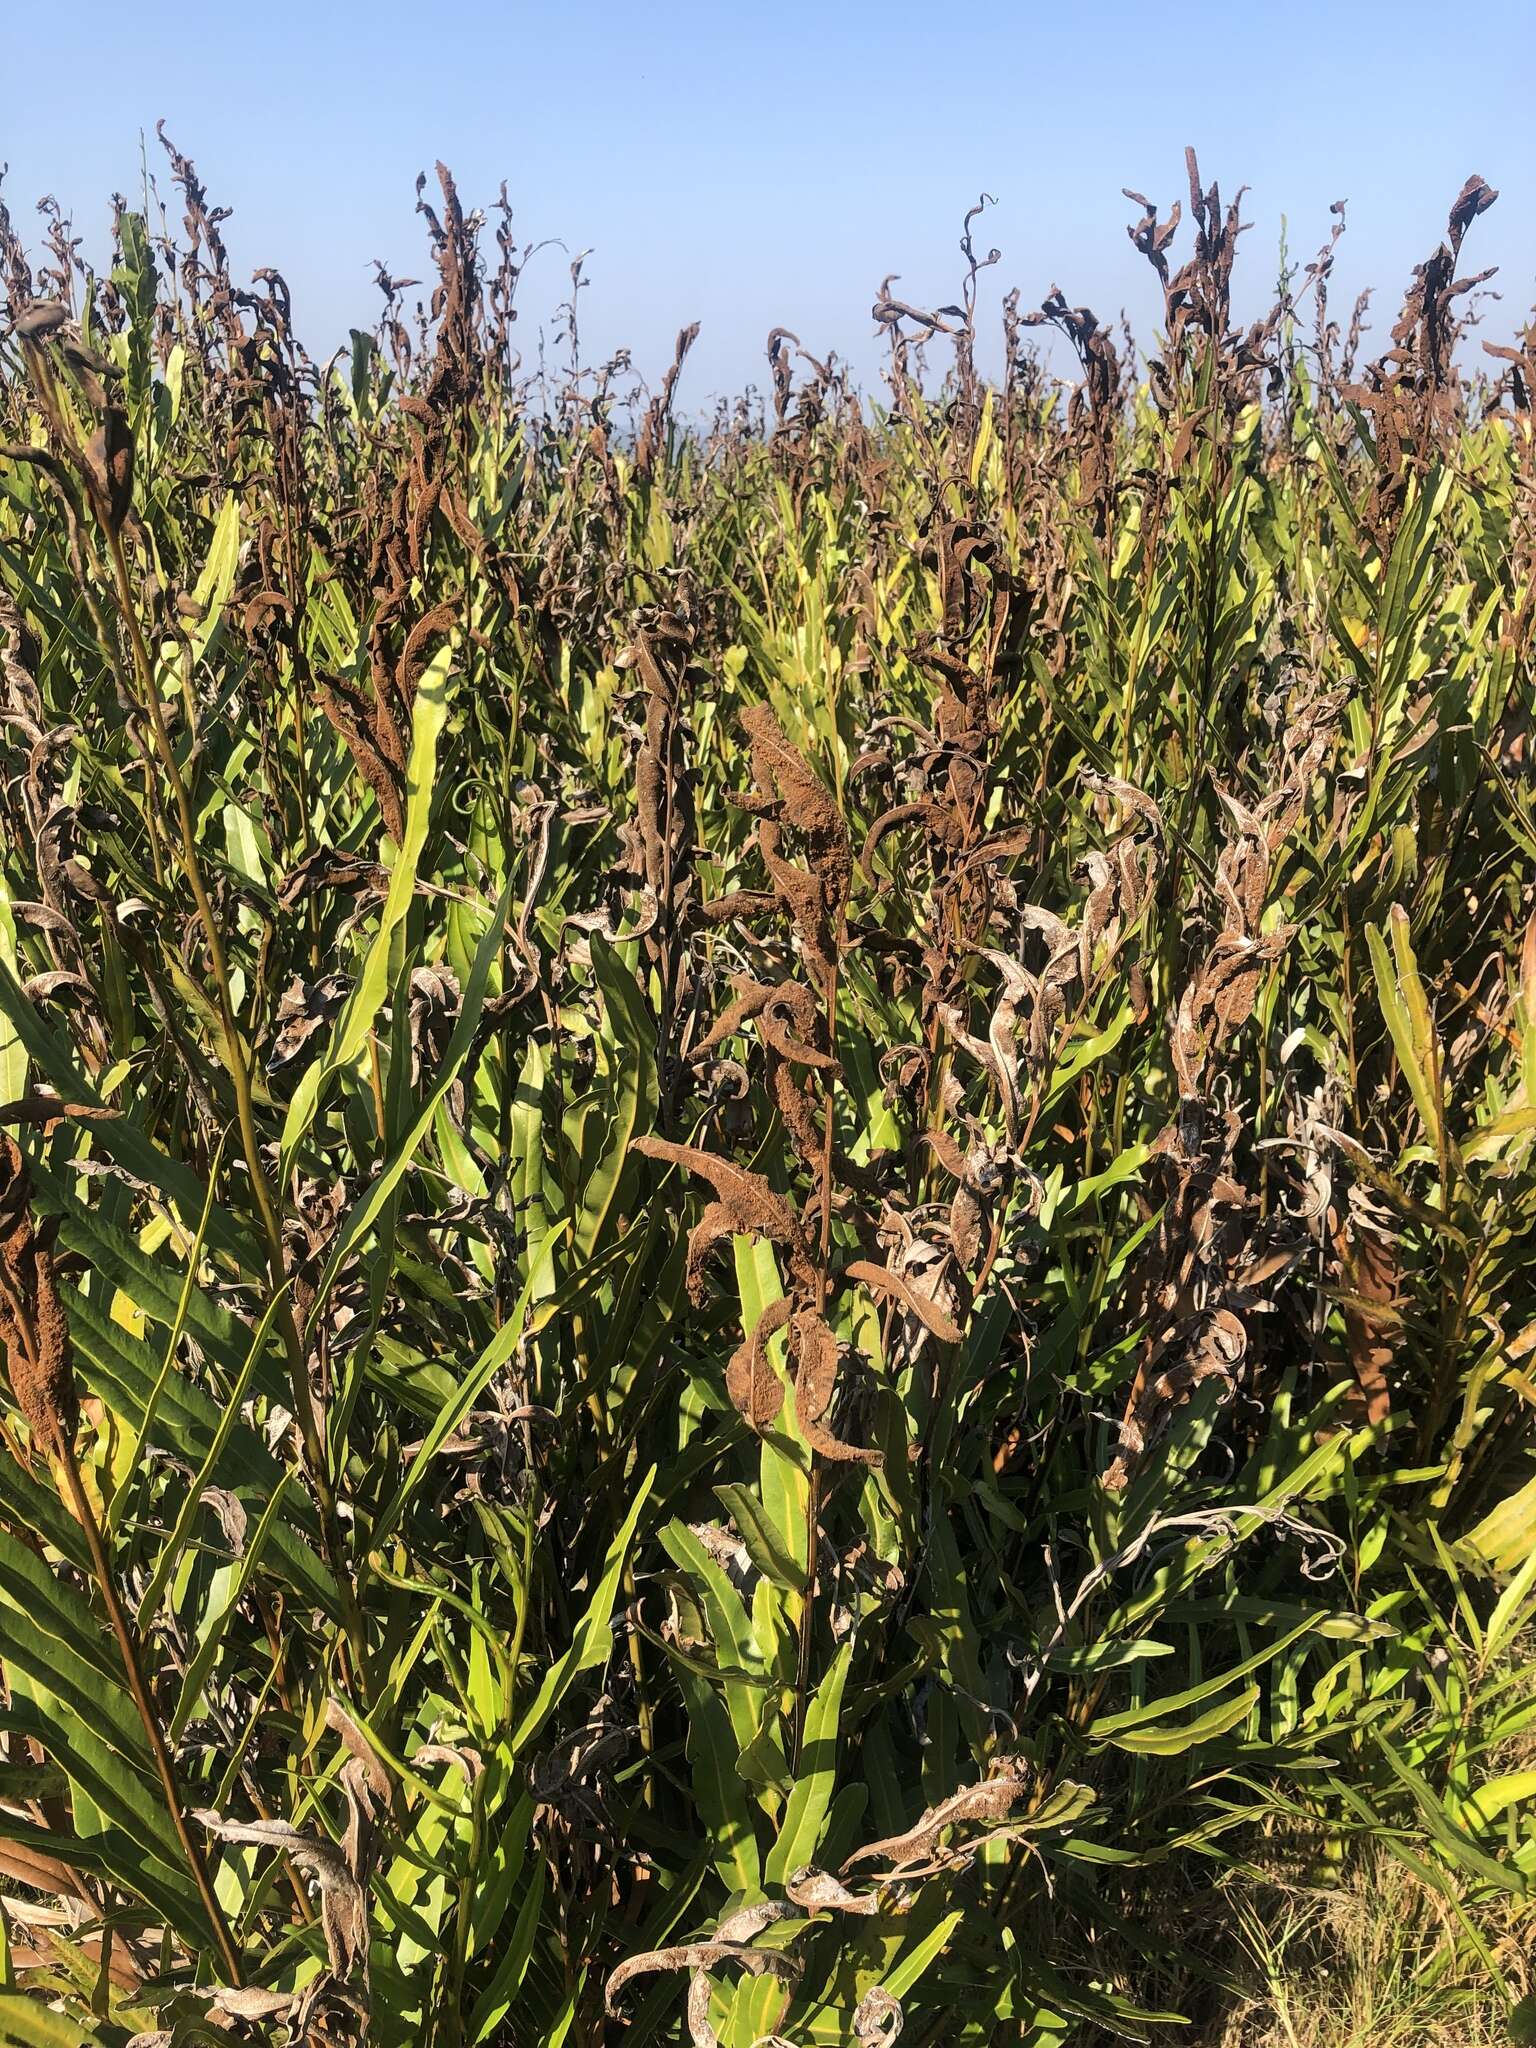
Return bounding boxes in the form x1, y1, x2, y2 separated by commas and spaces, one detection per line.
99, 522, 371, 1695
54, 1437, 244, 1985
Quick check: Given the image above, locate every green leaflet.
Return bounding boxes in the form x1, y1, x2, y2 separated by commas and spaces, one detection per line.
572, 930, 658, 1260
168, 1474, 291, 1741
0, 1995, 100, 2047
679, 1663, 763, 1894
1485, 1544, 1536, 1662
30, 1157, 255, 1379
0, 1696, 201, 1939
732, 1234, 809, 1573
0, 1526, 140, 1713
309, 872, 517, 1313
511, 1039, 555, 1298
136, 1284, 288, 1629
509, 1468, 655, 1753
0, 1650, 206, 1940
1373, 1732, 1526, 1897
660, 1519, 769, 1754
713, 1482, 808, 1592
1092, 1614, 1335, 1740
1364, 907, 1447, 1161
109, 1126, 229, 1543
764, 1640, 851, 1883
1041, 1636, 1175, 1674
156, 488, 241, 688
1101, 1682, 1260, 1755
282, 644, 455, 1156
0, 958, 263, 1279
368, 1222, 566, 1552
63, 1282, 342, 1619
468, 1858, 549, 2042
800, 1906, 965, 2043
884, 1909, 966, 1998
0, 1441, 89, 1573
1461, 1471, 1536, 1572
1457, 1770, 1536, 1831
0, 884, 26, 1101
1040, 1000, 1134, 1111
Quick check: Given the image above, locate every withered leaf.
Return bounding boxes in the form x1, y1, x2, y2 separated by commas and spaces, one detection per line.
726, 1296, 790, 1431
786, 1863, 882, 1914
633, 1135, 809, 1302
841, 1766, 1029, 1874
605, 1924, 801, 2017
195, 1811, 368, 1978
792, 1307, 882, 1466
843, 1259, 962, 1347
855, 1985, 906, 2046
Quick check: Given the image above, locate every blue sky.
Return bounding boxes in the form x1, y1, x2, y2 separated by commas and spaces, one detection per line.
4, 0, 1533, 400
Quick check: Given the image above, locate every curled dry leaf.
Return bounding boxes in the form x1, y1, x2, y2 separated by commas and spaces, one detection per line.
607, 1941, 800, 2001
200, 1986, 299, 2021
0, 1091, 120, 1129
1336, 1214, 1399, 1428
690, 972, 775, 1062
759, 981, 839, 1071
1104, 1304, 1251, 1493
222, 1973, 368, 2043
843, 1258, 963, 1347
326, 1696, 392, 1804
407, 961, 463, 1087
1172, 930, 1290, 1100
855, 1985, 905, 2046
0, 1135, 79, 1457
860, 798, 964, 881
195, 1809, 369, 1980
727, 1296, 791, 1431
606, 1900, 804, 2045
841, 1764, 1029, 1875
791, 1306, 882, 1466
269, 970, 351, 1069
1081, 768, 1165, 841
529, 1715, 632, 1804
10, 299, 70, 340
736, 702, 850, 987
633, 1135, 810, 1303
21, 969, 95, 1006
786, 1863, 882, 1914
413, 1740, 484, 1783
200, 1485, 248, 1554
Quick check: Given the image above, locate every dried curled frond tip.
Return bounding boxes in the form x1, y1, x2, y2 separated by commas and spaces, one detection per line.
0, 1136, 78, 1456
737, 702, 850, 987
855, 1985, 906, 2046
606, 1900, 803, 2046
632, 1134, 809, 1304
786, 1863, 882, 1914
840, 1763, 1030, 1875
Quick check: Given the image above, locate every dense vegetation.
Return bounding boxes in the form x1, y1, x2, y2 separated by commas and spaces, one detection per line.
0, 143, 1532, 2047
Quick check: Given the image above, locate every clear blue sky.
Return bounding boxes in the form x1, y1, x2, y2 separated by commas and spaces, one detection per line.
4, 0, 1533, 400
